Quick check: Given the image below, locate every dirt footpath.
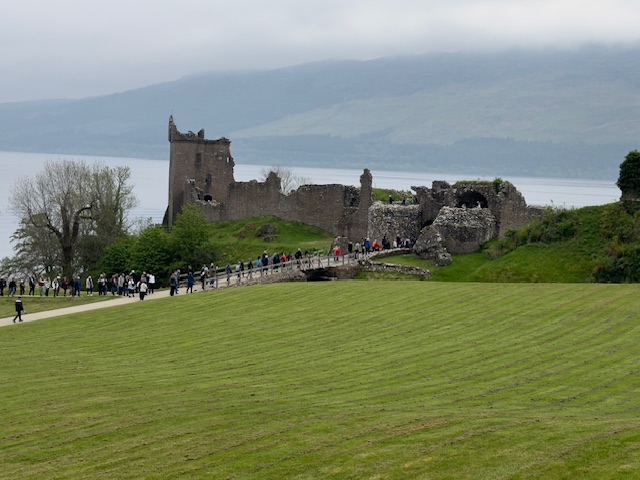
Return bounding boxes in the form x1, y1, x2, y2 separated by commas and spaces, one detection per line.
0, 256, 359, 328
0, 287, 200, 328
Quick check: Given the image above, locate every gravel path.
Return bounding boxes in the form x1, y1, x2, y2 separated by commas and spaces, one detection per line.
0, 287, 192, 327
0, 254, 364, 328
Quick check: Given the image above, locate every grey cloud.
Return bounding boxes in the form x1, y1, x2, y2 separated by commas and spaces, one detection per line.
2, 0, 640, 102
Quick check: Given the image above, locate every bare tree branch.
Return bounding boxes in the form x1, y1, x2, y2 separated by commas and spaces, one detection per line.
9, 159, 138, 277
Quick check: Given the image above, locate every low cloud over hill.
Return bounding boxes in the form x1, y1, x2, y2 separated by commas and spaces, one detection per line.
1, 46, 639, 179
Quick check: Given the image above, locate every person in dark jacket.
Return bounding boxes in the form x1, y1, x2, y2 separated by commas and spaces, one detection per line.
169, 273, 178, 296
186, 272, 195, 293
13, 296, 25, 323
8, 278, 17, 296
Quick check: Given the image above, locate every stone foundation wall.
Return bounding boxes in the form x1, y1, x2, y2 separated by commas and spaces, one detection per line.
413, 180, 533, 236
185, 172, 372, 240
367, 203, 422, 243
361, 261, 432, 279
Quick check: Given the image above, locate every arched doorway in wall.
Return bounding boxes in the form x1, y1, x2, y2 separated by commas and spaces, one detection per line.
456, 191, 489, 209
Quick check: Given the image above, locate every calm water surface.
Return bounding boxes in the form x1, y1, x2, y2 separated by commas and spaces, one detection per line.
0, 151, 620, 259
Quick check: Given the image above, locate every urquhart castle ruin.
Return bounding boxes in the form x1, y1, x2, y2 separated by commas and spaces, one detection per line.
166, 117, 539, 264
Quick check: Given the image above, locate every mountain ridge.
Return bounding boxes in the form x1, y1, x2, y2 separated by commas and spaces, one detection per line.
1, 46, 639, 179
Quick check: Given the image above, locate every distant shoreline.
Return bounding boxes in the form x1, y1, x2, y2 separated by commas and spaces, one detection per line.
0, 151, 620, 260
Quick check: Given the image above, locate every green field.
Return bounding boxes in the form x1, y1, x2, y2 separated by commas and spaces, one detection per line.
2, 281, 640, 478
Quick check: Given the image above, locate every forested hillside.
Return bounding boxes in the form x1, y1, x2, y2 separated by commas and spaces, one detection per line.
1, 46, 639, 179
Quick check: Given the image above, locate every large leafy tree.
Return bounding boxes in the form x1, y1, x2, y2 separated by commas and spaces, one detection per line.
169, 204, 216, 268
10, 159, 138, 278
132, 225, 173, 278
617, 150, 640, 198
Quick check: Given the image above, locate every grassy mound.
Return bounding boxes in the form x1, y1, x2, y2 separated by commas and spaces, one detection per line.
370, 202, 640, 283
2, 282, 640, 478
210, 215, 335, 263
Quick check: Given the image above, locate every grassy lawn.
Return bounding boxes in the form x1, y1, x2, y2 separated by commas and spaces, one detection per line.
209, 216, 335, 263
363, 252, 485, 281
467, 244, 596, 282
364, 203, 621, 283
2, 282, 640, 478
368, 247, 597, 283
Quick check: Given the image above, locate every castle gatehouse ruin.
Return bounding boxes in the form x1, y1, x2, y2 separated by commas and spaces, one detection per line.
166, 117, 539, 259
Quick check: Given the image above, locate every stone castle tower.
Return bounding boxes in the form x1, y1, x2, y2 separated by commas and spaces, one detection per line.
167, 115, 235, 226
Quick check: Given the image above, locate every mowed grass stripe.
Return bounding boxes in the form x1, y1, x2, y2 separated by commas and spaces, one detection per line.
2, 282, 640, 478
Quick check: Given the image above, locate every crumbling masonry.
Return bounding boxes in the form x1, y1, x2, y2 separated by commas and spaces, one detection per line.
167, 117, 371, 240
166, 118, 539, 258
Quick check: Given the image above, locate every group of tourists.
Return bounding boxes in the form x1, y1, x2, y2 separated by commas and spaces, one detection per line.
107, 271, 155, 300
171, 249, 318, 292
222, 248, 318, 285
0, 275, 84, 297
4, 235, 416, 308
332, 235, 414, 260
181, 236, 417, 291
1, 270, 157, 302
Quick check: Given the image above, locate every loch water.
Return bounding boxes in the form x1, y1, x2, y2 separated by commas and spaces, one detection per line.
0, 151, 620, 260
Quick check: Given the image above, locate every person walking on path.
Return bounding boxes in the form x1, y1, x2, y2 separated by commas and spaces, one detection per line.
148, 273, 156, 294
187, 272, 195, 293
13, 296, 25, 323
86, 275, 94, 296
139, 281, 148, 301
169, 273, 178, 296
200, 265, 208, 291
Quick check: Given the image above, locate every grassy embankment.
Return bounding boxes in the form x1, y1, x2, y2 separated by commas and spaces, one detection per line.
204, 215, 335, 265
2, 282, 640, 478
366, 204, 618, 283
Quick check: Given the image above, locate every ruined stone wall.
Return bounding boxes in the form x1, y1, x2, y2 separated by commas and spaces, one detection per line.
169, 118, 372, 240
367, 203, 422, 243
490, 182, 534, 235
350, 169, 372, 240
431, 206, 497, 254
167, 118, 533, 250
361, 261, 432, 279
167, 116, 234, 225
195, 180, 370, 240
413, 180, 533, 237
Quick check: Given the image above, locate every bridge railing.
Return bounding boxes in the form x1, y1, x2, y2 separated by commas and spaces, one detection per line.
173, 249, 410, 291
182, 253, 364, 290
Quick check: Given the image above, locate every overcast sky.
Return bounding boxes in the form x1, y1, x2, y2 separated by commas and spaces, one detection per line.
2, 0, 640, 103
